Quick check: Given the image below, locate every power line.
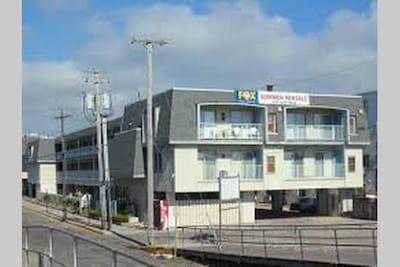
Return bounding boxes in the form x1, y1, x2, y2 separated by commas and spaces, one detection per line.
257, 58, 377, 90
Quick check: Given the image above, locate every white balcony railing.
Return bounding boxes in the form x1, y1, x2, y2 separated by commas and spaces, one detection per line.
286, 125, 344, 141
202, 163, 263, 180
199, 122, 264, 140
285, 162, 345, 179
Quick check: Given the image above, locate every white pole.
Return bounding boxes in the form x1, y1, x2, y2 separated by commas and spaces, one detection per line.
145, 43, 154, 245
102, 117, 112, 230
94, 71, 107, 230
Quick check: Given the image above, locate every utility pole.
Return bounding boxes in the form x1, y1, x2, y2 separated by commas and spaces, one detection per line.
83, 69, 111, 230
54, 109, 71, 221
102, 117, 112, 230
130, 36, 170, 245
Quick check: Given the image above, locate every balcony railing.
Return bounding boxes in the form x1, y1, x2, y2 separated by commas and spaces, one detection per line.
286, 124, 344, 141
199, 122, 264, 141
285, 163, 345, 179
56, 146, 97, 160
202, 163, 263, 180
64, 170, 99, 184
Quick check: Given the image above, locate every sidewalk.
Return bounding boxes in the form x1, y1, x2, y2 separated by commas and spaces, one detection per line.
23, 197, 171, 247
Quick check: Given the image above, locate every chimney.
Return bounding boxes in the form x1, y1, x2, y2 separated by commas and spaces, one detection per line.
266, 84, 274, 91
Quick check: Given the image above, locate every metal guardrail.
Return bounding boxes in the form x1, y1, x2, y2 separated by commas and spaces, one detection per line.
174, 224, 377, 266
22, 226, 160, 267
179, 222, 377, 230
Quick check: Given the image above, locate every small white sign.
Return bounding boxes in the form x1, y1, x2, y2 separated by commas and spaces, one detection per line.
219, 176, 240, 200
258, 91, 309, 106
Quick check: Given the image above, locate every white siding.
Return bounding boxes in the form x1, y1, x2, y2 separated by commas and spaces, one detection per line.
265, 147, 363, 190
344, 148, 364, 188
175, 146, 264, 192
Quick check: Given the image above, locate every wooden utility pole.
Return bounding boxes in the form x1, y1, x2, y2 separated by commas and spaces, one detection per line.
55, 109, 71, 221
130, 36, 170, 245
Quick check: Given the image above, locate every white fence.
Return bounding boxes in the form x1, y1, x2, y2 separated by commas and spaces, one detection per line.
174, 199, 240, 227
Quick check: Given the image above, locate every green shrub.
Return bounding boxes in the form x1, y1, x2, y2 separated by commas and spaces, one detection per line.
112, 213, 129, 225
43, 192, 50, 203
87, 209, 101, 220
43, 192, 50, 211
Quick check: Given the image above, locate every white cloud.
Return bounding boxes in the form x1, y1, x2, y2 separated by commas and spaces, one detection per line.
23, 0, 377, 133
22, 60, 89, 133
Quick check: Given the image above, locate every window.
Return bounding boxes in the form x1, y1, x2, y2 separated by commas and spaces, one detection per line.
199, 151, 216, 179
200, 110, 216, 124
231, 110, 254, 124
267, 156, 275, 173
292, 152, 304, 177
268, 113, 277, 133
350, 116, 357, 134
313, 113, 332, 125
287, 112, 306, 125
315, 153, 324, 176
348, 156, 356, 172
56, 162, 63, 172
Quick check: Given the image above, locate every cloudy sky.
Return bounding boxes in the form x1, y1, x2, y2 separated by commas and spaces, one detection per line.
22, 0, 377, 135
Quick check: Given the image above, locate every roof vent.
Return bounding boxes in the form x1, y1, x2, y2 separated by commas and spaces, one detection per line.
266, 84, 274, 91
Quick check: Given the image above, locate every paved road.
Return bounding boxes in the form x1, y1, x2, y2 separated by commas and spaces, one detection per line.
22, 201, 204, 267
113, 218, 377, 266
23, 199, 377, 266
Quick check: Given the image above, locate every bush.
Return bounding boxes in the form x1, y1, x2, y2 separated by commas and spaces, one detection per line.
43, 192, 50, 211
43, 192, 50, 203
87, 209, 101, 220
112, 213, 129, 225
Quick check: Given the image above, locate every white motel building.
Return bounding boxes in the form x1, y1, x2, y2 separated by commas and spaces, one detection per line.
26, 87, 369, 227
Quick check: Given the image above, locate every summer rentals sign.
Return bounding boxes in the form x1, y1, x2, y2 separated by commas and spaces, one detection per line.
234, 89, 309, 106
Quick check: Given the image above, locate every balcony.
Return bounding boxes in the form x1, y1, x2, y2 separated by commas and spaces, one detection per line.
202, 163, 263, 180
57, 146, 97, 160
286, 125, 344, 142
64, 170, 99, 185
285, 163, 345, 179
199, 123, 264, 141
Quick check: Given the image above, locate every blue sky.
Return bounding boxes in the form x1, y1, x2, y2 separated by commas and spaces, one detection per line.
23, 0, 373, 61
22, 0, 377, 135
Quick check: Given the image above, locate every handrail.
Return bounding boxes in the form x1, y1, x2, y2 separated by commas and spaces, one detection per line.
22, 225, 160, 267
22, 247, 67, 267
176, 224, 377, 265
178, 222, 377, 230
